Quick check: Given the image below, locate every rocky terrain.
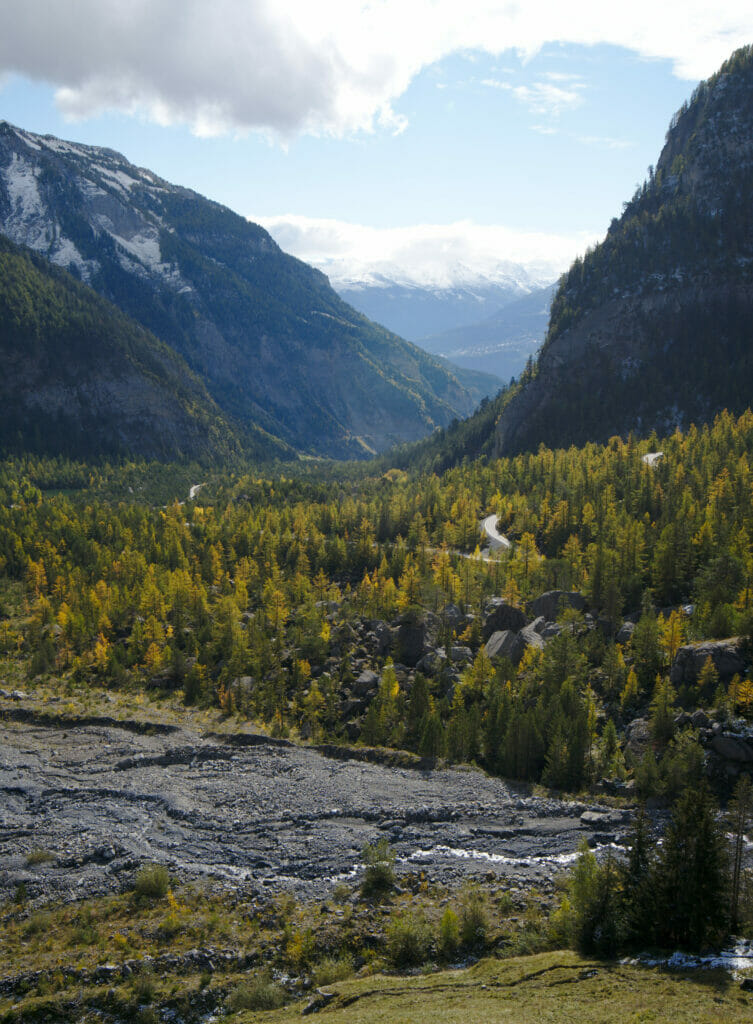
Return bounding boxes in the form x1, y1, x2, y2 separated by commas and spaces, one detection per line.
0, 699, 629, 906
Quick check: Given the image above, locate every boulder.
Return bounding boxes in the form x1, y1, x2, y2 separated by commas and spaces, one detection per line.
482, 600, 527, 640
710, 733, 753, 763
449, 645, 473, 664
484, 630, 524, 663
485, 626, 543, 665
625, 717, 651, 760
530, 590, 586, 621
395, 613, 427, 667
519, 624, 545, 655
353, 670, 379, 698
616, 621, 635, 645
529, 615, 547, 635
365, 620, 393, 656
441, 604, 464, 629
415, 649, 446, 675
669, 637, 747, 688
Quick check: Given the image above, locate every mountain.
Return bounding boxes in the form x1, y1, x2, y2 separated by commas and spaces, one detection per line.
335, 275, 537, 342
418, 284, 556, 382
495, 45, 753, 456
0, 234, 253, 461
0, 123, 483, 459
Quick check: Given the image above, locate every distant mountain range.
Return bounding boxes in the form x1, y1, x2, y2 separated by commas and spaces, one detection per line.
335, 274, 542, 342
417, 284, 556, 382
0, 122, 495, 460
494, 45, 753, 456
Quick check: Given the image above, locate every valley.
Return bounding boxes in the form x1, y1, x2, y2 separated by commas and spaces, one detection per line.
3, 38, 753, 1024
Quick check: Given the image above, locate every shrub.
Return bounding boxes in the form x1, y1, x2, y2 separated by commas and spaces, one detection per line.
133, 864, 170, 903
226, 973, 286, 1012
459, 886, 488, 948
438, 907, 460, 959
313, 954, 354, 986
386, 910, 433, 968
26, 848, 54, 866
360, 838, 395, 898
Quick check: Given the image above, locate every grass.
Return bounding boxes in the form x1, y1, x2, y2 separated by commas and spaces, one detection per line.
230, 952, 752, 1024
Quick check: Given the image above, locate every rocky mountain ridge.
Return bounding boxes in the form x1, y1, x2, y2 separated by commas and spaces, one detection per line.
0, 122, 484, 458
495, 45, 753, 456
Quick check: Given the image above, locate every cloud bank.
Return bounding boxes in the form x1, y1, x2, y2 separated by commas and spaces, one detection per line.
256, 214, 598, 288
1, 2, 752, 137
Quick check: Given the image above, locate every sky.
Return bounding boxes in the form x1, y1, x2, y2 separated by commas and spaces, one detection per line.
1, 2, 752, 287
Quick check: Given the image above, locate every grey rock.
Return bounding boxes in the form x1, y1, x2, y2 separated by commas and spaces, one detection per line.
395, 614, 427, 667
530, 591, 586, 622
625, 717, 652, 760
449, 645, 473, 664
482, 601, 527, 640
441, 604, 464, 628
353, 671, 380, 698
710, 733, 753, 763
616, 621, 635, 645
670, 638, 747, 687
484, 630, 524, 663
541, 622, 563, 639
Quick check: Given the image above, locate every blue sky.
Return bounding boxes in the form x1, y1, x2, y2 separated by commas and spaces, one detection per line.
1, 2, 751, 285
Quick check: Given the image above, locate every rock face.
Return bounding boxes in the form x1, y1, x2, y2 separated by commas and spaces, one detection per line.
495, 46, 753, 456
670, 638, 747, 687
0, 121, 481, 458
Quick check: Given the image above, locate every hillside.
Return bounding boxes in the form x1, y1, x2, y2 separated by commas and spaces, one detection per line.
0, 123, 481, 458
495, 45, 753, 456
0, 234, 253, 461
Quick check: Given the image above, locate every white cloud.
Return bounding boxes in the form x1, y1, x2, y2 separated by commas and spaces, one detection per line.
255, 213, 598, 288
1, 1, 752, 137
483, 78, 586, 116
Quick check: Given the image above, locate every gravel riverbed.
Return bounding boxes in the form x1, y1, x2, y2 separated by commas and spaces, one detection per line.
0, 704, 629, 903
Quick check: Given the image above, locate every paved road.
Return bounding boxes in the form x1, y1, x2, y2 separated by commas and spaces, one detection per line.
481, 513, 511, 550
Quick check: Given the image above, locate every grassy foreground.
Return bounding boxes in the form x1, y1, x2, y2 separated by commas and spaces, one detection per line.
242, 952, 750, 1024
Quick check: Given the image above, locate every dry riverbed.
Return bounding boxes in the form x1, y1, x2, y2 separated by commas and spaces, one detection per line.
0, 697, 631, 906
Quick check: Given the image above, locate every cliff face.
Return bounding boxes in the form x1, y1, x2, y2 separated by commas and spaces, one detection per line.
496, 45, 753, 456
0, 123, 479, 458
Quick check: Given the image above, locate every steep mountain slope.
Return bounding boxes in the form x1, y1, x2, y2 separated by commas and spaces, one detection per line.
0, 124, 479, 458
495, 45, 753, 456
0, 234, 252, 461
419, 284, 555, 381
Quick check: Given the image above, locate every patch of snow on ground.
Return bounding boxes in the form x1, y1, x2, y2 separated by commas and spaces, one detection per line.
14, 129, 41, 152
40, 137, 87, 158
49, 236, 92, 280
627, 938, 753, 977
111, 230, 162, 269
93, 163, 141, 194
2, 154, 50, 250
